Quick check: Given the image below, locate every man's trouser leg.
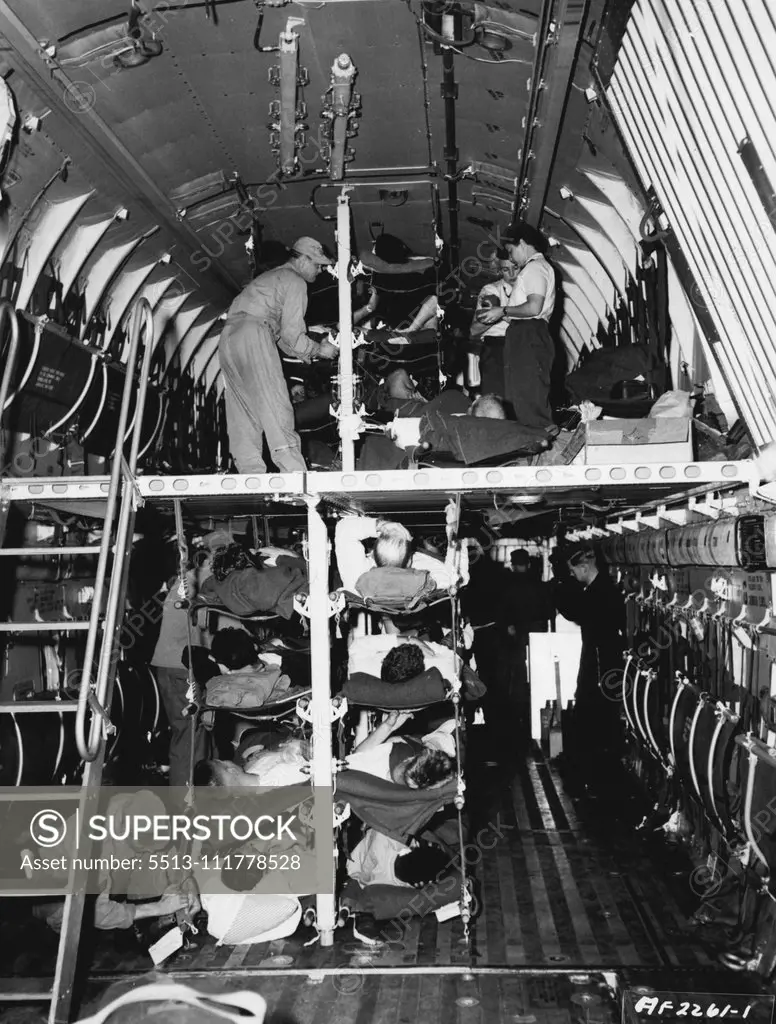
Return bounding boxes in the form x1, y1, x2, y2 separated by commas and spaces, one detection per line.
219, 320, 269, 473
156, 667, 208, 788
219, 317, 306, 473
479, 339, 505, 397
503, 320, 555, 429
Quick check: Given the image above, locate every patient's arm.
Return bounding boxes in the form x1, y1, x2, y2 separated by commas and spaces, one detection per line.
353, 286, 379, 326
352, 710, 414, 753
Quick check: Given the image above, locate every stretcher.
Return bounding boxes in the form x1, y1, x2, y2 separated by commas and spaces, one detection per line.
187, 598, 282, 627
201, 686, 313, 723
340, 588, 451, 617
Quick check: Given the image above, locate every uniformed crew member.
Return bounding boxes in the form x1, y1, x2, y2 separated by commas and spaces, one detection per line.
218, 237, 339, 474
476, 224, 556, 431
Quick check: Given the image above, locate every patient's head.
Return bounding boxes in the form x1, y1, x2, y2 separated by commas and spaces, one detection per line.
469, 394, 506, 420
374, 519, 413, 568
478, 294, 500, 310
394, 842, 451, 888
211, 543, 256, 582
210, 628, 260, 672
381, 643, 425, 682
393, 747, 455, 789
386, 369, 421, 401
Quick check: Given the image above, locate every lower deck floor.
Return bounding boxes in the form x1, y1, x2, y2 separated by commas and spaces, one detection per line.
0, 737, 768, 1021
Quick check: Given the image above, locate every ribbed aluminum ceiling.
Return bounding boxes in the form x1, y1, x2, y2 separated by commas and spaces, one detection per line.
608, 0, 776, 448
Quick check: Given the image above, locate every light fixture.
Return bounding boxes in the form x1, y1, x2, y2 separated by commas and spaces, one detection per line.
476, 26, 511, 51
558, 186, 574, 200
115, 207, 129, 221
158, 252, 172, 264
584, 86, 598, 103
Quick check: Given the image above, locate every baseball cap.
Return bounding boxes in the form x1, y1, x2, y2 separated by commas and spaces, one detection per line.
291, 236, 333, 265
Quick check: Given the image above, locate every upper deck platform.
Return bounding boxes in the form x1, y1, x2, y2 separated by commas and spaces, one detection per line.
0, 461, 753, 520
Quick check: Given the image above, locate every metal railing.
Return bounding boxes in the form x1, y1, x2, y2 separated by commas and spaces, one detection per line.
74, 296, 155, 761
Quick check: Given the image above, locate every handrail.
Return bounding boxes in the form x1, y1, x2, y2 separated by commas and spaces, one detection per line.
92, 301, 154, 724
75, 297, 154, 761
668, 673, 687, 767
0, 300, 20, 472
641, 669, 665, 766
707, 703, 738, 835
621, 653, 638, 734
687, 694, 707, 803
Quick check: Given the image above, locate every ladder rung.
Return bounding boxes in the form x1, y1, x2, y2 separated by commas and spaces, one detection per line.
0, 701, 78, 712
0, 621, 92, 632
0, 546, 101, 556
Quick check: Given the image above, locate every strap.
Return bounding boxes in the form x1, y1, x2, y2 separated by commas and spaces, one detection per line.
75, 983, 267, 1024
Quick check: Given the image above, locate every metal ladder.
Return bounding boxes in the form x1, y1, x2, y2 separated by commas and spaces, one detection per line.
0, 296, 156, 1023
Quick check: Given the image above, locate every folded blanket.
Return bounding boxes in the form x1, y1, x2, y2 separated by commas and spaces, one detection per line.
200, 565, 307, 619
342, 667, 448, 709
420, 411, 548, 465
335, 769, 457, 843
205, 667, 291, 709
354, 567, 438, 611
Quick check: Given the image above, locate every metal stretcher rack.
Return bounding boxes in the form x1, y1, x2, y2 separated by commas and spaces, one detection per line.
0, 459, 755, 1019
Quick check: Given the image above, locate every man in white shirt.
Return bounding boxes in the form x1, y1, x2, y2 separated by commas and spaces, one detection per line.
476, 225, 557, 431
334, 515, 457, 593
470, 253, 519, 397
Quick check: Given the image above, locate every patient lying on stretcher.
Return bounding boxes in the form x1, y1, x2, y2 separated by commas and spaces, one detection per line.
345, 711, 456, 789
386, 393, 550, 464
204, 628, 300, 709
199, 542, 307, 619
193, 736, 309, 788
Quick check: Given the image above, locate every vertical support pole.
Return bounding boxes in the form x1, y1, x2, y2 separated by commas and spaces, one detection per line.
306, 498, 336, 945
336, 190, 355, 473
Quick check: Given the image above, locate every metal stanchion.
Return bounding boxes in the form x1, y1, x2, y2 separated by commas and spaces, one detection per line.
307, 498, 336, 945
336, 189, 355, 472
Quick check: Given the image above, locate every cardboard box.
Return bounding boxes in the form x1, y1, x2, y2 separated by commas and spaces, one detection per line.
584, 416, 693, 465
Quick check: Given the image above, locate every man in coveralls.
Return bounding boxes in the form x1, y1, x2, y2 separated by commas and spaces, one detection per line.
475, 224, 556, 431
218, 237, 339, 473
